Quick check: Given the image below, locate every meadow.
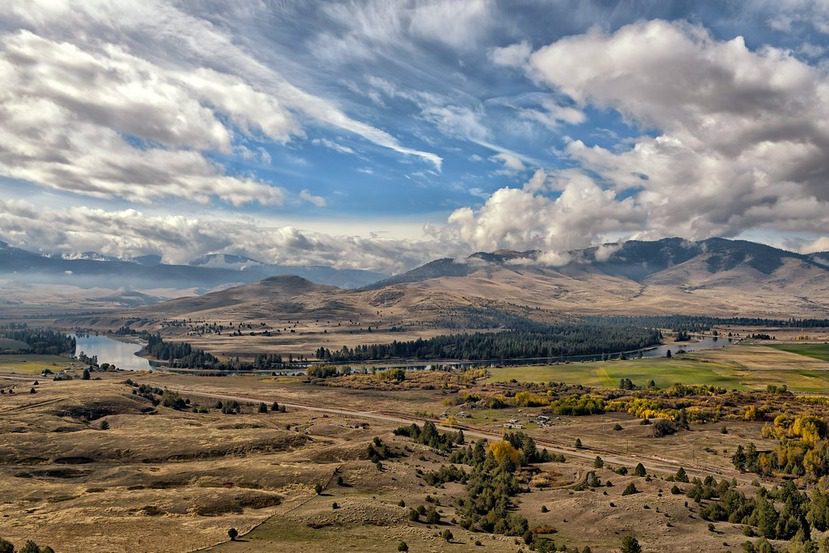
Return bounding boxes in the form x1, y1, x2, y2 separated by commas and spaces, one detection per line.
486, 344, 829, 392
767, 342, 829, 362
0, 353, 83, 374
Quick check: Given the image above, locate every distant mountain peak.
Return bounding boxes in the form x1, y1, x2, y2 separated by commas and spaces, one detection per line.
189, 253, 264, 270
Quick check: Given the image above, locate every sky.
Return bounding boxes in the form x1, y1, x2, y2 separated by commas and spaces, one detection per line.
2, 0, 829, 273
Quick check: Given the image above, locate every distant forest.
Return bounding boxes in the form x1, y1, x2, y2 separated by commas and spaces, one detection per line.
142, 333, 286, 370
315, 325, 662, 362
0, 325, 75, 355
585, 315, 829, 331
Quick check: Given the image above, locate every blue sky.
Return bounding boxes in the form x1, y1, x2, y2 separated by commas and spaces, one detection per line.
2, 1, 829, 272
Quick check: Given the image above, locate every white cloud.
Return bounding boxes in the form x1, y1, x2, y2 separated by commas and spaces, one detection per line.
0, 199, 459, 273
490, 152, 525, 174
312, 138, 356, 156
448, 172, 643, 253
316, 0, 495, 60
299, 190, 328, 208
0, 30, 286, 206
0, 0, 442, 186
445, 19, 829, 260
489, 41, 533, 67
518, 98, 586, 129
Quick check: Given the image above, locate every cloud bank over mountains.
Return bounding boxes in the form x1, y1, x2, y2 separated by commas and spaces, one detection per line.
1, 2, 829, 272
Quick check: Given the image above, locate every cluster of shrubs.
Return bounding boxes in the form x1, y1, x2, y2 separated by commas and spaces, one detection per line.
393, 421, 461, 453
367, 437, 395, 464
0, 537, 55, 553
688, 475, 829, 547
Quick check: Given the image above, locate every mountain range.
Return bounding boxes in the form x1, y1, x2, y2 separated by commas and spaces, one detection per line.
0, 240, 388, 291
114, 237, 829, 324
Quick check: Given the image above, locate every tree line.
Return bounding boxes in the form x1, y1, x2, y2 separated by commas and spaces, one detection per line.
0, 325, 75, 355
315, 324, 662, 362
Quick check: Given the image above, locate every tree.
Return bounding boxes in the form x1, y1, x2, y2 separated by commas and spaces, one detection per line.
82, 368, 91, 380
621, 535, 642, 553
20, 542, 41, 553
100, 420, 110, 430
0, 538, 14, 553
622, 483, 639, 496
271, 401, 279, 411
258, 402, 268, 413
666, 349, 672, 359
442, 529, 454, 542
575, 438, 583, 449
594, 456, 604, 468
227, 527, 239, 541
675, 467, 689, 482
314, 483, 323, 495
398, 542, 409, 552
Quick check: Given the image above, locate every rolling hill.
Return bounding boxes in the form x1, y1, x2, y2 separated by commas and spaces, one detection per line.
116, 238, 829, 327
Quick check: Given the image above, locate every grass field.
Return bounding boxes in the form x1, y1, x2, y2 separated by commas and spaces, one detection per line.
0, 354, 83, 374
486, 345, 829, 392
767, 343, 829, 362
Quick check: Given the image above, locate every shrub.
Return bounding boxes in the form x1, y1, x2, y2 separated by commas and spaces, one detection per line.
634, 463, 647, 477
398, 542, 409, 552
227, 528, 238, 541
621, 535, 642, 553
574, 438, 583, 449
622, 483, 639, 496
442, 529, 453, 542
258, 402, 268, 413
314, 483, 323, 495
20, 541, 41, 553
100, 420, 110, 430
652, 419, 678, 437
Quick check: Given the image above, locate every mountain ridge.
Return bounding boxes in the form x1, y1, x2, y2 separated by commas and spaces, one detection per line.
121, 237, 829, 323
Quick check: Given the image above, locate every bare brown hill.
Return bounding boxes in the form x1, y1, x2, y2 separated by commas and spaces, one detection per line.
119, 238, 829, 329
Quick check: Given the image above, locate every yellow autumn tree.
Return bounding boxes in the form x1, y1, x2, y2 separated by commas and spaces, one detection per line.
489, 440, 521, 466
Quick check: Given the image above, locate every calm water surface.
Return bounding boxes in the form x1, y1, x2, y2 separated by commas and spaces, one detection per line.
74, 334, 151, 371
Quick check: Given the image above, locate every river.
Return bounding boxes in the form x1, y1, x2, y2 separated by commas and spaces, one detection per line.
73, 334, 152, 371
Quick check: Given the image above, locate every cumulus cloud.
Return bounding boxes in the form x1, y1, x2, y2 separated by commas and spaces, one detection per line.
448, 171, 643, 254
0, 199, 458, 273
447, 19, 829, 259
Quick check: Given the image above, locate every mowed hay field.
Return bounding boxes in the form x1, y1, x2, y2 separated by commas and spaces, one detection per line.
486, 344, 829, 392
